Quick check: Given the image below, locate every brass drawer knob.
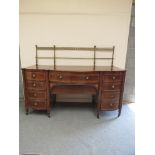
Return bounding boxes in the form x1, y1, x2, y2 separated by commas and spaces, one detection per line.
110, 103, 113, 107
32, 73, 36, 78
34, 102, 38, 106
34, 93, 37, 97
112, 76, 116, 80
111, 95, 114, 98
33, 83, 36, 87
59, 75, 63, 79
85, 76, 89, 80
112, 85, 115, 88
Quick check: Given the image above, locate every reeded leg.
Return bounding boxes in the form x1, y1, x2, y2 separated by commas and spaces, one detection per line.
25, 108, 29, 115
48, 113, 51, 118
92, 95, 96, 106
47, 109, 51, 118
53, 94, 56, 107
47, 112, 51, 118
97, 110, 100, 119
118, 108, 121, 117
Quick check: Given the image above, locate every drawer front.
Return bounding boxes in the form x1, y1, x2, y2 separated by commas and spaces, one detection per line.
49, 71, 99, 84
100, 91, 120, 110
26, 81, 46, 90
100, 102, 119, 110
102, 91, 120, 101
28, 100, 47, 109
103, 73, 123, 82
25, 71, 46, 81
27, 90, 47, 99
103, 82, 121, 91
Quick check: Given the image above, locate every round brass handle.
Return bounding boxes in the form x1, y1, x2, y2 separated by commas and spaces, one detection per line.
34, 102, 38, 106
112, 76, 116, 80
32, 73, 36, 78
33, 83, 36, 87
85, 76, 89, 80
34, 93, 37, 97
112, 85, 115, 89
59, 75, 63, 79
110, 103, 113, 107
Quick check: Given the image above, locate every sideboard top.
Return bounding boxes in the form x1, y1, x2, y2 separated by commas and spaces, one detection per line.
23, 65, 125, 72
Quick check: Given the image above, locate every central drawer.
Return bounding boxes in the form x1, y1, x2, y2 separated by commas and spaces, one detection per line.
49, 71, 99, 84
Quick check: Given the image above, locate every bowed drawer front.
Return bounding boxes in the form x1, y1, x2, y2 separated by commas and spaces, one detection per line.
25, 71, 46, 81
28, 100, 47, 110
49, 71, 99, 84
26, 81, 46, 90
27, 90, 47, 100
103, 74, 123, 82
103, 82, 122, 91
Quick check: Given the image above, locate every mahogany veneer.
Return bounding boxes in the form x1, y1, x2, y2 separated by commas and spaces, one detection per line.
22, 65, 126, 118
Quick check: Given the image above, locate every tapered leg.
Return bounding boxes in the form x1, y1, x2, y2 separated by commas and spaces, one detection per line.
92, 95, 96, 106
25, 108, 29, 115
97, 110, 100, 119
52, 94, 56, 107
118, 108, 121, 117
47, 110, 51, 118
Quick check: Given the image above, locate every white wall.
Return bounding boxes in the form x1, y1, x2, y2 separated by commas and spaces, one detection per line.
20, 0, 132, 102
20, 0, 132, 68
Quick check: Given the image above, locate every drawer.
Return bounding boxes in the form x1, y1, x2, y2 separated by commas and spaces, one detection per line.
103, 73, 123, 82
102, 91, 120, 100
49, 71, 99, 84
28, 100, 47, 109
25, 71, 46, 81
100, 102, 119, 110
26, 81, 46, 90
103, 82, 121, 91
27, 90, 47, 99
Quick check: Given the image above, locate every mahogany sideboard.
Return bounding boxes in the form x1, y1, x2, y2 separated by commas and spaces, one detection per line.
22, 65, 126, 118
